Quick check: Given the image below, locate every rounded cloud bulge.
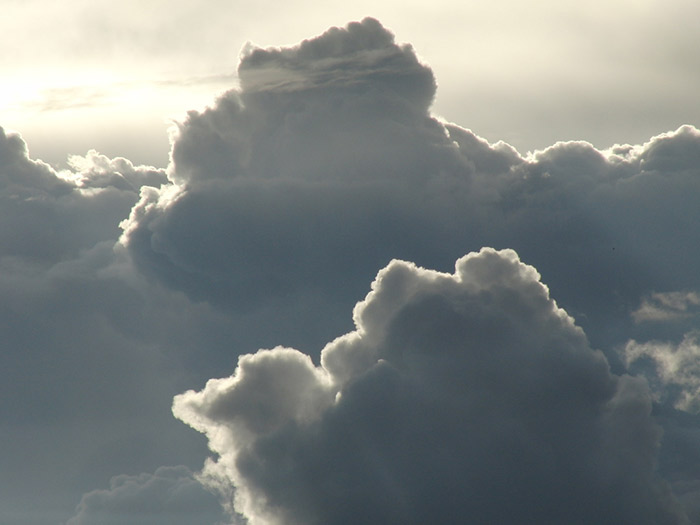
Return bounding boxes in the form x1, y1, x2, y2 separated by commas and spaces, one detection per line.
174, 248, 686, 524
167, 17, 442, 187
119, 17, 700, 359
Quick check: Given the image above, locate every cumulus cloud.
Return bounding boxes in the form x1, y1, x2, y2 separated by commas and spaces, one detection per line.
175, 248, 686, 524
118, 19, 492, 358
68, 466, 225, 525
119, 18, 700, 359
4, 15, 700, 525
0, 126, 207, 522
623, 334, 700, 413
113, 22, 700, 518
0, 126, 167, 261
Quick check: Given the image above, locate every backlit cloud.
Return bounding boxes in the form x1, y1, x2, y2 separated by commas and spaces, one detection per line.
120, 18, 700, 358
175, 248, 686, 524
623, 334, 700, 413
68, 466, 224, 525
2, 15, 700, 524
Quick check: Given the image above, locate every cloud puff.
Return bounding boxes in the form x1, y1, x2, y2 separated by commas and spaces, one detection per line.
174, 248, 686, 524
623, 334, 700, 413
0, 126, 167, 261
169, 17, 441, 183
68, 466, 225, 525
119, 18, 700, 361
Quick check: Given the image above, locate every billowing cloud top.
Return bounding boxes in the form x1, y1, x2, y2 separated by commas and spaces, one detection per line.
120, 18, 700, 359
167, 18, 441, 187
174, 248, 684, 524
238, 17, 435, 103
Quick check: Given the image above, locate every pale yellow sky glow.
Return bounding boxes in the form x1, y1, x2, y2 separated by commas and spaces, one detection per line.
2, 0, 699, 167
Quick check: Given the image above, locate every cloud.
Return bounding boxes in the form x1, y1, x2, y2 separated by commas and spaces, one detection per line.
118, 18, 700, 360
110, 24, 700, 518
4, 15, 700, 524
237, 17, 434, 100
623, 334, 700, 413
65, 149, 167, 190
68, 466, 225, 525
174, 248, 687, 524
0, 126, 167, 261
632, 292, 700, 324
0, 126, 214, 522
23, 85, 116, 112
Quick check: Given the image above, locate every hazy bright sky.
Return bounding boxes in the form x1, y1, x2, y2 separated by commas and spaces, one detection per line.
3, 0, 699, 167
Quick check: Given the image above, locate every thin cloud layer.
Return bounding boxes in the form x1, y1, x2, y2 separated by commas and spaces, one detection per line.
68, 466, 224, 525
175, 248, 685, 524
633, 292, 700, 324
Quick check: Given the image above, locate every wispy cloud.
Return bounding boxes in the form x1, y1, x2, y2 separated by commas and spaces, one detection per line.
632, 291, 700, 323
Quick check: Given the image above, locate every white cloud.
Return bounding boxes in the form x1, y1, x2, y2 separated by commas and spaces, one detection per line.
623, 334, 700, 413
175, 248, 686, 524
68, 466, 225, 525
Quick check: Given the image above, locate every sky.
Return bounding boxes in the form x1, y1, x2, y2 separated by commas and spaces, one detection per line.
3, 2, 700, 524
3, 0, 700, 167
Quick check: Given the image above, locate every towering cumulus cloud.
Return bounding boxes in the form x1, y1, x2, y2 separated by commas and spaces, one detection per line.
174, 248, 684, 524
120, 18, 469, 318
4, 15, 700, 524
114, 18, 700, 522
121, 18, 700, 358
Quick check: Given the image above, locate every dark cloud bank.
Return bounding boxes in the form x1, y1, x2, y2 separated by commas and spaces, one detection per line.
3, 17, 700, 524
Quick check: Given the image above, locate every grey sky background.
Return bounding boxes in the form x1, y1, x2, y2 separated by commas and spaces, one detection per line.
2, 5, 700, 524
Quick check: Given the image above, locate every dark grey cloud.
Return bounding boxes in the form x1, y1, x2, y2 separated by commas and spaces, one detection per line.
121, 18, 700, 358
0, 127, 166, 261
3, 15, 700, 525
656, 406, 700, 525
0, 128, 221, 522
175, 248, 687, 524
113, 22, 700, 519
